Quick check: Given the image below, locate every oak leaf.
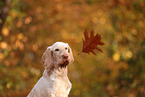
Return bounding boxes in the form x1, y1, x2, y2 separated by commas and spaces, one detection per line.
81, 29, 104, 55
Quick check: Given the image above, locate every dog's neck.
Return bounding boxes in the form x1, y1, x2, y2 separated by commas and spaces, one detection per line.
43, 67, 68, 79
54, 67, 68, 77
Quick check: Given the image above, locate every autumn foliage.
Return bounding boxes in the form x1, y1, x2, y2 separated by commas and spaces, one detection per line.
82, 29, 104, 55
0, 0, 145, 97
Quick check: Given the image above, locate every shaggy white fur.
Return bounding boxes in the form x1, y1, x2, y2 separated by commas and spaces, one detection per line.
27, 42, 74, 97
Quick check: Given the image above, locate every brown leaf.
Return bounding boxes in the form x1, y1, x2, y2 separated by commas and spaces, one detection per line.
82, 29, 104, 55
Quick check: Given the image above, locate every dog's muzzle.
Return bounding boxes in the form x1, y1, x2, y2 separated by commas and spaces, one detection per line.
60, 60, 69, 68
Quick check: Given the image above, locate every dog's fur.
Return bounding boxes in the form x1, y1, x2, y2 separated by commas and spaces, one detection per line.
27, 42, 74, 97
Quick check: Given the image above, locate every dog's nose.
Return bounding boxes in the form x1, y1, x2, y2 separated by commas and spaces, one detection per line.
62, 55, 68, 59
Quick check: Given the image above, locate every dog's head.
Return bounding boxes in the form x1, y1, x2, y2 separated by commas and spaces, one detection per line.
42, 42, 74, 71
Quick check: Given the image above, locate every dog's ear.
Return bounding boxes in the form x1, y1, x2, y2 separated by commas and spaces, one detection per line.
42, 46, 54, 71
66, 43, 74, 64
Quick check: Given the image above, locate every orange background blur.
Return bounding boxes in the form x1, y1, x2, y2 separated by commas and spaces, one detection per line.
0, 0, 145, 97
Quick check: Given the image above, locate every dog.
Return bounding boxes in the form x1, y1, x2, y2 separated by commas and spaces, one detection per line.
27, 42, 74, 97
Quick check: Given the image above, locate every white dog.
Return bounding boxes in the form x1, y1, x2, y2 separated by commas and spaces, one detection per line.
27, 42, 74, 97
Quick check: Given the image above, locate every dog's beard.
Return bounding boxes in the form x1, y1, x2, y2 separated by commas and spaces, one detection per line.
59, 60, 69, 68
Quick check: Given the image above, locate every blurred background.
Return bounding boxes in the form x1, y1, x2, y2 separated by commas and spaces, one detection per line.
0, 0, 145, 97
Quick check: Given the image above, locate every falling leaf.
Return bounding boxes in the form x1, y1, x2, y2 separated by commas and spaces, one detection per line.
81, 29, 104, 55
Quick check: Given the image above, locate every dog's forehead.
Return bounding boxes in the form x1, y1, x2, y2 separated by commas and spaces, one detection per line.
52, 42, 68, 49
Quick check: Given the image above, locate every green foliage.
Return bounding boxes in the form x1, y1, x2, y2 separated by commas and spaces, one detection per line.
0, 0, 145, 97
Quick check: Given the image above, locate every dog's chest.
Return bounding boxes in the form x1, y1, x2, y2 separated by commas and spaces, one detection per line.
54, 76, 71, 96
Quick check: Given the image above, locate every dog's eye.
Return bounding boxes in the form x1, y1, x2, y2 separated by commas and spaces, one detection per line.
55, 49, 59, 51
65, 47, 67, 50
